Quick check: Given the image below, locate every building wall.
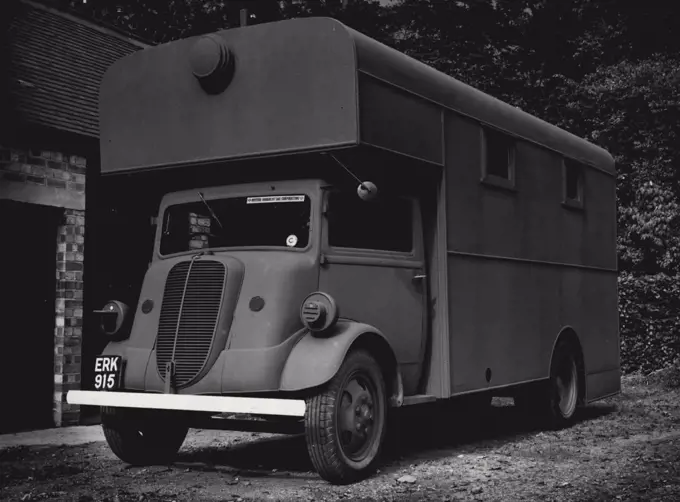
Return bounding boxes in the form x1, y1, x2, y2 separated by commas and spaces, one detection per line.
0, 145, 86, 427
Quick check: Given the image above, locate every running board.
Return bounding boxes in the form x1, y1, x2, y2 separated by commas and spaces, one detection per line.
402, 394, 437, 406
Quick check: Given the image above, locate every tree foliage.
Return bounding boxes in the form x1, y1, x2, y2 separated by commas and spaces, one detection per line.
54, 1, 388, 44
57, 1, 285, 43
619, 272, 680, 374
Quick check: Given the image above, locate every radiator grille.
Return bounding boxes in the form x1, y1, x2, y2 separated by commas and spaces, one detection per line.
156, 260, 226, 387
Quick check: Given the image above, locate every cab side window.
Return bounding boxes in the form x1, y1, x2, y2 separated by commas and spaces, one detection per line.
327, 192, 413, 253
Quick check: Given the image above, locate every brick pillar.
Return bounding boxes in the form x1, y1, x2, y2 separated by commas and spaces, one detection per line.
54, 207, 86, 427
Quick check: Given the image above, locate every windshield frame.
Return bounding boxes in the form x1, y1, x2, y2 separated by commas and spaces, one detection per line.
154, 185, 320, 260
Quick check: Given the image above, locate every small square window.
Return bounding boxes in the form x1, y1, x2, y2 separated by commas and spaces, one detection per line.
481, 128, 516, 190
563, 158, 584, 208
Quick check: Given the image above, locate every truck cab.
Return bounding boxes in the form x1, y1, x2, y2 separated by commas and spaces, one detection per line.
84, 173, 430, 484
105, 178, 425, 400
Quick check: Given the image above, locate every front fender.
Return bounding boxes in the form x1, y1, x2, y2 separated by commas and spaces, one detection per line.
279, 320, 399, 397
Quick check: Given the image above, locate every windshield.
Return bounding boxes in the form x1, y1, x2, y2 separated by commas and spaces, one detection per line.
160, 194, 311, 255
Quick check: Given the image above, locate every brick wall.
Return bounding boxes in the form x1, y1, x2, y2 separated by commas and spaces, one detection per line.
0, 146, 86, 427
0, 148, 86, 191
54, 208, 86, 426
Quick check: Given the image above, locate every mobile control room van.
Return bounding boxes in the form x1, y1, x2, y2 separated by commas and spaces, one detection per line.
67, 17, 620, 484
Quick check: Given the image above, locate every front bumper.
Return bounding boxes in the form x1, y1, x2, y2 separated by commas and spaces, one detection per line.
66, 390, 306, 417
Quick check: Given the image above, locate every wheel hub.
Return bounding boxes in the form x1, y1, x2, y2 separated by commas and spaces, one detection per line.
354, 400, 373, 430
339, 375, 378, 459
555, 358, 577, 416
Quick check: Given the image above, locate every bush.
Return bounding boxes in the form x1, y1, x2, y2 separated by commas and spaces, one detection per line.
645, 361, 680, 389
619, 272, 680, 374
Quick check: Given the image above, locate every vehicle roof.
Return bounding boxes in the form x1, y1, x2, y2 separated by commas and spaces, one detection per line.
99, 17, 614, 176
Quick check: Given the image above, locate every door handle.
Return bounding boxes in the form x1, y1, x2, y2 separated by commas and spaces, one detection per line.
413, 274, 427, 282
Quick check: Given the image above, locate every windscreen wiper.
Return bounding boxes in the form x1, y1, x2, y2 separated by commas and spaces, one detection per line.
197, 192, 225, 232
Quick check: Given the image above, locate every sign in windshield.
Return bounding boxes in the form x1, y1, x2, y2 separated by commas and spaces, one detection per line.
160, 195, 311, 255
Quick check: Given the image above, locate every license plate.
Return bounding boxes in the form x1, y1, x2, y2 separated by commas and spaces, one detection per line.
93, 356, 122, 391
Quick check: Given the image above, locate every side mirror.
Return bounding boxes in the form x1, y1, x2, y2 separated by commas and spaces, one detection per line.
357, 181, 378, 202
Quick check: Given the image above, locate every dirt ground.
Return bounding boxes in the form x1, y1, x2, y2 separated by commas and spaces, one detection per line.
1, 374, 679, 502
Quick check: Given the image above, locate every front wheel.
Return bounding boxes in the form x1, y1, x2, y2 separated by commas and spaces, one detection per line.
101, 407, 189, 466
304, 349, 387, 484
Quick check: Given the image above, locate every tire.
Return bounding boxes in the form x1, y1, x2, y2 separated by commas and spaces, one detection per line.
547, 339, 581, 427
514, 339, 581, 429
101, 407, 189, 466
304, 349, 387, 484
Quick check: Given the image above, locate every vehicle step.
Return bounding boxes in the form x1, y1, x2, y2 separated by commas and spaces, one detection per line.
402, 394, 437, 406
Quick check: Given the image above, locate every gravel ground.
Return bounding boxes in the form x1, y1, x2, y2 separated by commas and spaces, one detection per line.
1, 374, 679, 501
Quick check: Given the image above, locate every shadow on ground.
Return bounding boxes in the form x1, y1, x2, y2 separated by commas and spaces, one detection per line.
174, 400, 617, 476
382, 400, 616, 465
176, 434, 311, 474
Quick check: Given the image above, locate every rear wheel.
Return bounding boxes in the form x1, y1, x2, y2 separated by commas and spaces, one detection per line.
548, 340, 580, 426
101, 407, 189, 466
304, 350, 387, 484
515, 339, 581, 428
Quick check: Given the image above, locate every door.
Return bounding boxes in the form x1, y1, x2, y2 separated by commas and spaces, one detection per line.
0, 200, 60, 432
318, 190, 427, 396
